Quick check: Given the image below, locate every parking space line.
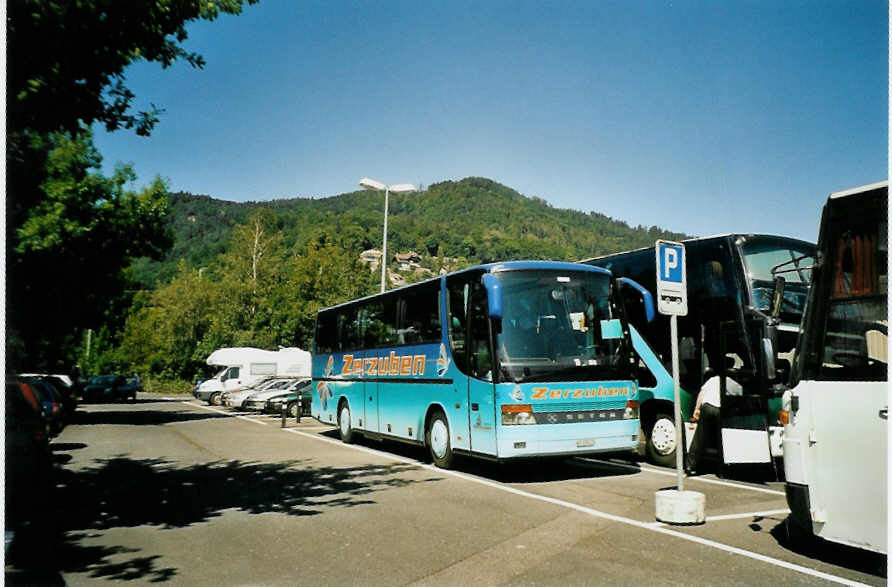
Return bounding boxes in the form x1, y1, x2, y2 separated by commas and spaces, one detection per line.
279, 427, 866, 587
579, 457, 787, 496
185, 401, 269, 426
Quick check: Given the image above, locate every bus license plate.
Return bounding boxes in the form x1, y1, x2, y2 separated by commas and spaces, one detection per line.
577, 439, 595, 448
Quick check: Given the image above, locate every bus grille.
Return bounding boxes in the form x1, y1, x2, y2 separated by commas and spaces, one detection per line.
532, 400, 626, 413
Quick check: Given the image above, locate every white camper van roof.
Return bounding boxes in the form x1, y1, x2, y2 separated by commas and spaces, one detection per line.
205, 347, 311, 377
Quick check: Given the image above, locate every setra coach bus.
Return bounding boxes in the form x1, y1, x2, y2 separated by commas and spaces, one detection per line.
312, 261, 654, 468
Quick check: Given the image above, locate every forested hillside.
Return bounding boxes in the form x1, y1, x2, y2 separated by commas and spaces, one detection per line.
103, 177, 689, 384
130, 177, 688, 286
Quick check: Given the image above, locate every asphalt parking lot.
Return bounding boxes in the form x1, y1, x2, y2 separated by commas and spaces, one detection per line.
9, 395, 886, 586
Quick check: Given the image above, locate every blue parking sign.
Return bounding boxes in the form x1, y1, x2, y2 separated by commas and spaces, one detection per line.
655, 240, 687, 316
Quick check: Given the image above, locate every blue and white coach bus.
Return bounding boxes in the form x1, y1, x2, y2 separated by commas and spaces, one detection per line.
312, 261, 655, 468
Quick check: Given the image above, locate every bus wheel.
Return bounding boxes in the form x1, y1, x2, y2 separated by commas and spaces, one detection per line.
426, 411, 453, 469
209, 392, 221, 406
646, 412, 677, 467
338, 402, 354, 443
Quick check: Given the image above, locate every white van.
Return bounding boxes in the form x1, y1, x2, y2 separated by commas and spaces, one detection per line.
193, 347, 310, 406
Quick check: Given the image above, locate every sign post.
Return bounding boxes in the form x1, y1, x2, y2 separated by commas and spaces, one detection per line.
653, 240, 705, 525
655, 240, 688, 490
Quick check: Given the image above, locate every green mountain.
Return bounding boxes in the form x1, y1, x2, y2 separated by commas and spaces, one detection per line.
129, 177, 689, 286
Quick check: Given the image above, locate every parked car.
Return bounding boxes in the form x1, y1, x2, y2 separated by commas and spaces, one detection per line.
243, 379, 308, 412
5, 381, 53, 565
222, 377, 289, 409
219, 377, 278, 408
24, 378, 65, 436
19, 373, 78, 417
264, 379, 313, 418
82, 374, 131, 403
118, 375, 143, 399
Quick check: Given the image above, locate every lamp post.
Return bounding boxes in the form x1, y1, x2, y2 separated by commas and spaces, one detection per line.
359, 178, 417, 292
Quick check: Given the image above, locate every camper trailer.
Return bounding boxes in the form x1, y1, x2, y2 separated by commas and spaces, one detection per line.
194, 347, 311, 406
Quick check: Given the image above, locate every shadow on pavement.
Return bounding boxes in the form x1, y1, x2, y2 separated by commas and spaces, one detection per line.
770, 517, 887, 577
335, 428, 643, 483
8, 456, 431, 583
70, 409, 233, 426
51, 442, 88, 452
80, 396, 191, 405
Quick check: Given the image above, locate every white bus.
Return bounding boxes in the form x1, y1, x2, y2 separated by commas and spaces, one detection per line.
781, 181, 888, 553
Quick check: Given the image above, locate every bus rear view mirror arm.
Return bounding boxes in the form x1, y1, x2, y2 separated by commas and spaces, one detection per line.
770, 276, 786, 319
616, 277, 655, 323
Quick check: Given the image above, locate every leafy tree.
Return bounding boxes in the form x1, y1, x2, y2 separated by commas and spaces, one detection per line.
114, 223, 376, 380
286, 237, 376, 348
8, 132, 171, 370
212, 210, 286, 347
7, 0, 258, 373
8, 0, 258, 138
117, 261, 221, 379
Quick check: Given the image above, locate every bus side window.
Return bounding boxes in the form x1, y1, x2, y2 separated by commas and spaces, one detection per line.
338, 307, 360, 351
447, 278, 470, 372
316, 311, 337, 353
400, 281, 441, 344
361, 299, 397, 348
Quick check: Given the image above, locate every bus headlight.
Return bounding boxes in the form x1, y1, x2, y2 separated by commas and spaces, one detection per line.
624, 400, 639, 420
502, 404, 536, 425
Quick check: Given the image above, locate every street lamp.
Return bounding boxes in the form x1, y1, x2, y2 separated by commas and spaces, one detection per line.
359, 177, 417, 292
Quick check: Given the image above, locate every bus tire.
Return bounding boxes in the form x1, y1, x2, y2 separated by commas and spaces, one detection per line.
646, 412, 678, 468
426, 411, 454, 469
338, 401, 354, 444
209, 392, 221, 407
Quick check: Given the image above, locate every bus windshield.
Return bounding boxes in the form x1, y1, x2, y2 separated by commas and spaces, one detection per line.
742, 237, 815, 321
493, 269, 626, 383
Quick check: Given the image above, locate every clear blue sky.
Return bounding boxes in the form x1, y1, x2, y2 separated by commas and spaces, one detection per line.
93, 0, 888, 243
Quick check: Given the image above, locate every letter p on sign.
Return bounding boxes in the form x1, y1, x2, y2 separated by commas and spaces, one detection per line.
664, 248, 678, 279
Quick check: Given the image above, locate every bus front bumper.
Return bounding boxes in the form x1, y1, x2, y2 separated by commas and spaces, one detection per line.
496, 420, 640, 459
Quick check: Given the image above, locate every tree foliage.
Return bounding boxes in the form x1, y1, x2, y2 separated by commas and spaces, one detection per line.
7, 132, 173, 371
134, 177, 690, 287
6, 0, 258, 373
115, 219, 376, 381
8, 0, 258, 138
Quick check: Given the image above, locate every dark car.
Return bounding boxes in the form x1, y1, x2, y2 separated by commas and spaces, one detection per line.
46, 375, 78, 414
32, 375, 78, 417
118, 375, 143, 399
82, 374, 131, 403
25, 378, 66, 436
264, 380, 313, 418
5, 381, 54, 568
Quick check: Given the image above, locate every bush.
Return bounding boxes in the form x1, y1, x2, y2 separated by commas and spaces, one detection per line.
142, 376, 193, 395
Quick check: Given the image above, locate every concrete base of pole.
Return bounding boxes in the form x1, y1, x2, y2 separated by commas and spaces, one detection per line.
655, 489, 706, 525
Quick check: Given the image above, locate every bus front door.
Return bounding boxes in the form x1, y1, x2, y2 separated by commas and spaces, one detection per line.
467, 280, 498, 455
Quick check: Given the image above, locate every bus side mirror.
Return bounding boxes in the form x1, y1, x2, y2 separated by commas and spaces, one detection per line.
482, 273, 503, 319
616, 277, 655, 323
